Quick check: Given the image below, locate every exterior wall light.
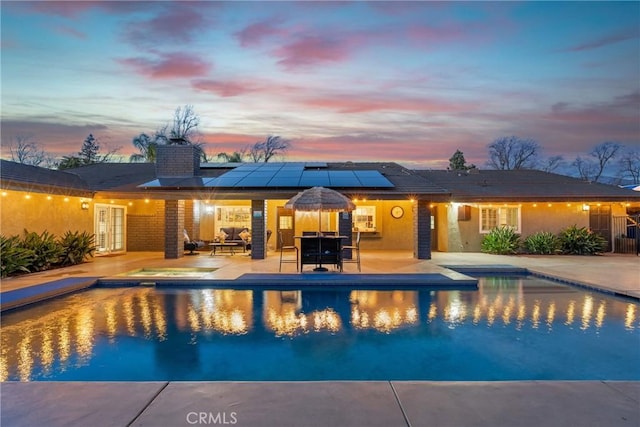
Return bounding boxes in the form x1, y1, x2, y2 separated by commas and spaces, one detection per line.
582, 204, 590, 211
81, 201, 90, 210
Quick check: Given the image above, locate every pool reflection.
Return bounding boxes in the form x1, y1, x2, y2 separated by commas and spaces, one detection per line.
1, 276, 638, 381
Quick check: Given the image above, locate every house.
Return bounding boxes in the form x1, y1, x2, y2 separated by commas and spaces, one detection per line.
416, 169, 640, 252
2, 145, 639, 258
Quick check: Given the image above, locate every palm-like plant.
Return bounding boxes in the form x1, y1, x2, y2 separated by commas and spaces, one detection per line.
217, 151, 245, 163
130, 133, 158, 163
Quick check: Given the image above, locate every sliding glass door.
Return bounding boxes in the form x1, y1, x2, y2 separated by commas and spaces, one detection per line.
94, 204, 126, 255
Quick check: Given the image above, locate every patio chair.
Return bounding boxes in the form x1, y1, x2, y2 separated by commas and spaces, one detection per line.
279, 231, 299, 272
183, 229, 204, 255
341, 231, 361, 272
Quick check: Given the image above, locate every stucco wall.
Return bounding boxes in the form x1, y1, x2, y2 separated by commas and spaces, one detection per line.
438, 202, 594, 252
1, 190, 93, 237
284, 200, 415, 250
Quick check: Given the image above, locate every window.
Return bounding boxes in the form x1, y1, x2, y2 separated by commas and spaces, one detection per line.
216, 206, 251, 229
353, 206, 377, 232
480, 206, 520, 233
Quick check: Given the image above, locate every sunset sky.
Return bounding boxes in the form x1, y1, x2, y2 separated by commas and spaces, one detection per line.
1, 1, 639, 169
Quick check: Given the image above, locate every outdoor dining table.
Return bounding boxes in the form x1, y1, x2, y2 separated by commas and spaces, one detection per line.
295, 235, 347, 272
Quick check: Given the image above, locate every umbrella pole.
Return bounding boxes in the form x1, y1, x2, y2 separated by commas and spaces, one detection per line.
315, 210, 328, 271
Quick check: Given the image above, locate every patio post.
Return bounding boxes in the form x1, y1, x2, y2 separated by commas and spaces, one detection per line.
165, 199, 185, 259
413, 201, 432, 259
251, 199, 266, 259
339, 211, 353, 259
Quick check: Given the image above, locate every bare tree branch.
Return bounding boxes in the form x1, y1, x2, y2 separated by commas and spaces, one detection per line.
618, 149, 640, 184
251, 135, 290, 163
169, 105, 200, 144
7, 135, 51, 166
486, 136, 540, 170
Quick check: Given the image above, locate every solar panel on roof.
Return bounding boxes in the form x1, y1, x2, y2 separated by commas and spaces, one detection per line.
205, 176, 244, 187
299, 170, 331, 186
304, 162, 327, 168
142, 164, 395, 189
353, 170, 394, 187
140, 179, 162, 187
328, 171, 361, 187
266, 175, 300, 187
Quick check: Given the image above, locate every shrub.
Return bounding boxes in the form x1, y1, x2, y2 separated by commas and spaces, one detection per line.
481, 226, 521, 255
21, 230, 64, 272
0, 235, 35, 278
57, 231, 96, 266
558, 225, 607, 255
523, 231, 559, 255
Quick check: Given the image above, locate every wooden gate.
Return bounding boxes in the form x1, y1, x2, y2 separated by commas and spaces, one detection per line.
612, 214, 639, 254
589, 205, 611, 251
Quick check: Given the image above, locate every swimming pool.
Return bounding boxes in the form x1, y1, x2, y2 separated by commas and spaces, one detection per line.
1, 275, 638, 381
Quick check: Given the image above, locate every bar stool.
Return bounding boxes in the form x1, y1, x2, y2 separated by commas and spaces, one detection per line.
341, 231, 361, 272
279, 231, 299, 272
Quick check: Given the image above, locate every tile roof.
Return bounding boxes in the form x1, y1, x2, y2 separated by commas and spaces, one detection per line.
416, 169, 640, 201
3, 159, 636, 202
0, 160, 92, 195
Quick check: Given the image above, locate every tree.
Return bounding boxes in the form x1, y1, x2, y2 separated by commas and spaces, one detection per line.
448, 149, 475, 171
217, 151, 245, 163
169, 105, 200, 143
58, 133, 118, 169
151, 105, 208, 162
618, 149, 640, 184
572, 141, 621, 182
7, 135, 53, 167
79, 133, 101, 164
251, 135, 290, 163
129, 133, 157, 163
540, 155, 564, 173
58, 155, 84, 170
486, 136, 540, 170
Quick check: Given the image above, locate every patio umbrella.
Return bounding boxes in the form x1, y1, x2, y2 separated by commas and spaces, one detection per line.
285, 186, 356, 231
285, 187, 355, 271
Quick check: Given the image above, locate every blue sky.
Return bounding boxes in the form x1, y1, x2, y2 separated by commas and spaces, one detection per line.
1, 1, 639, 168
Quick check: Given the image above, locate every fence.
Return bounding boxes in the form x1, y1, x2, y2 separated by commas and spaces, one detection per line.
612, 214, 639, 255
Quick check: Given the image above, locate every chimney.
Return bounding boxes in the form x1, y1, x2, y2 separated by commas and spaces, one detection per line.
155, 145, 201, 178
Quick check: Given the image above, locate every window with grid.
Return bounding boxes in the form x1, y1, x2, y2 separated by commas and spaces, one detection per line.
480, 206, 520, 233
352, 206, 376, 232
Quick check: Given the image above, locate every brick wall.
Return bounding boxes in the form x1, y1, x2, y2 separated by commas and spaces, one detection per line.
127, 201, 164, 251
413, 201, 432, 259
165, 200, 185, 259
156, 145, 200, 177
251, 200, 266, 259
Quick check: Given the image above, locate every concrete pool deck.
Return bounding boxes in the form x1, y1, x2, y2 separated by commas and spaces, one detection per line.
2, 381, 638, 427
1, 251, 639, 426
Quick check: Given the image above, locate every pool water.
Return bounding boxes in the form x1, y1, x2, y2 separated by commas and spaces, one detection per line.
1, 276, 638, 381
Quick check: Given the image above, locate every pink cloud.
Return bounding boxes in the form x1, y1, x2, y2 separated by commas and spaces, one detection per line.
301, 95, 472, 114
54, 25, 87, 40
273, 35, 352, 70
24, 1, 152, 18
549, 91, 640, 121
561, 26, 640, 52
122, 3, 215, 47
192, 79, 257, 97
118, 53, 211, 79
235, 21, 286, 47
407, 24, 465, 44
